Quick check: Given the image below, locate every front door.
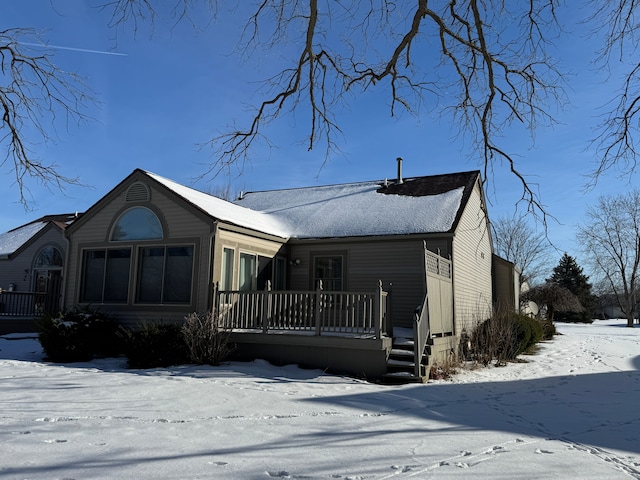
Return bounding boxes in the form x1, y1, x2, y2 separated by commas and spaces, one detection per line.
34, 270, 62, 316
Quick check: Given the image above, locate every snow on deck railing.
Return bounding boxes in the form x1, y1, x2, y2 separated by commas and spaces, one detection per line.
213, 280, 388, 338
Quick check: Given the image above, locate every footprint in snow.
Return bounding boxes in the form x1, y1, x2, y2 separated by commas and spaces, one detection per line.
535, 449, 554, 454
266, 471, 290, 478
485, 445, 506, 454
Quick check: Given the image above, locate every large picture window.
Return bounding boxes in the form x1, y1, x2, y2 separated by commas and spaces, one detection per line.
136, 246, 194, 304
314, 255, 343, 291
80, 248, 131, 303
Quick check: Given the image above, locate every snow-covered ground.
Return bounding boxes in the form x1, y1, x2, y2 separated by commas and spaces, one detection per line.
1, 320, 639, 479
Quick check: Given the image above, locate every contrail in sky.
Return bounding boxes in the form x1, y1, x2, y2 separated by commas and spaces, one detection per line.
21, 42, 127, 56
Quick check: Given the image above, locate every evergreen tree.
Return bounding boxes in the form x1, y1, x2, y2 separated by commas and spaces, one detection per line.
548, 254, 594, 323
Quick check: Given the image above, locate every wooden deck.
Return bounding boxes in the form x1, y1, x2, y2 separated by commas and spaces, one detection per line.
214, 281, 389, 339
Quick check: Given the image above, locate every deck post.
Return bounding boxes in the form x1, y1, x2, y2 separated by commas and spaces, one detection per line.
314, 280, 323, 336
374, 280, 382, 339
262, 280, 271, 333
386, 282, 393, 337
212, 282, 218, 314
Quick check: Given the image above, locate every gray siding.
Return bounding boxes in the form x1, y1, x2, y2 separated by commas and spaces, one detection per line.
288, 238, 436, 328
451, 180, 493, 333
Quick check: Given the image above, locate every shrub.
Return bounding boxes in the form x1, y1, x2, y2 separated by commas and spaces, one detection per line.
182, 312, 232, 365
122, 322, 189, 369
470, 311, 546, 366
539, 318, 557, 340
37, 307, 122, 362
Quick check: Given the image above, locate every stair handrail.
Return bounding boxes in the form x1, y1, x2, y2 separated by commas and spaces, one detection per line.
413, 293, 430, 378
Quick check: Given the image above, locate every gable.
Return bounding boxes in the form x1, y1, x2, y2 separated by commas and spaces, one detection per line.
67, 169, 289, 240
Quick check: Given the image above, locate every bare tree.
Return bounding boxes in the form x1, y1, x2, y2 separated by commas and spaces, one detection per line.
492, 215, 551, 286
591, 1, 640, 182
0, 28, 94, 208
102, 0, 564, 219
577, 190, 640, 328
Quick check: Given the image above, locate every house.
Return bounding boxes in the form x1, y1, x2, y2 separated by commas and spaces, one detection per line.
492, 254, 521, 312
61, 163, 498, 381
0, 213, 79, 333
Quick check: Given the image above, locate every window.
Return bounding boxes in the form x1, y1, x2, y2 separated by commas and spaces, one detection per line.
34, 246, 63, 268
238, 253, 274, 291
136, 246, 194, 304
80, 248, 131, 303
221, 247, 234, 290
239, 252, 256, 291
257, 256, 272, 290
274, 257, 286, 290
111, 207, 163, 241
314, 255, 343, 291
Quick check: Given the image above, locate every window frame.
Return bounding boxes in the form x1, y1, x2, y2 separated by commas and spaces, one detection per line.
110, 206, 164, 242
312, 253, 346, 291
221, 247, 235, 291
79, 247, 133, 304
134, 244, 195, 305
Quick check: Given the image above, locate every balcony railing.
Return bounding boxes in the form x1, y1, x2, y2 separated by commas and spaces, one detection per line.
214, 280, 388, 338
0, 291, 49, 317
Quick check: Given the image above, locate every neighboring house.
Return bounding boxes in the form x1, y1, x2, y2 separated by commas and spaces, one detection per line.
594, 293, 630, 320
62, 165, 498, 381
492, 254, 521, 313
0, 213, 79, 333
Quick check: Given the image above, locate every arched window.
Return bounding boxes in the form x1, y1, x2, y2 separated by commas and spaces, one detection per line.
111, 207, 163, 241
34, 246, 63, 268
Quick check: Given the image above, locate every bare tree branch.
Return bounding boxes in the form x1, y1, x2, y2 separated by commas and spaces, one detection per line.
589, 0, 640, 184
0, 28, 94, 208
102, 1, 565, 220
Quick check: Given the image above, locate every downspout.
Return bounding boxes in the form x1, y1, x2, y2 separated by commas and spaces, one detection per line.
61, 227, 71, 312
208, 221, 218, 312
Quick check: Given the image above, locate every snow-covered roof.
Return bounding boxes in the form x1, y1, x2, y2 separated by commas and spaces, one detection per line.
234, 176, 471, 239
0, 222, 48, 258
145, 171, 290, 238
141, 170, 478, 240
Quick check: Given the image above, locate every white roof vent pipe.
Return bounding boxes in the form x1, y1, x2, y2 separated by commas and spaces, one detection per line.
396, 157, 403, 184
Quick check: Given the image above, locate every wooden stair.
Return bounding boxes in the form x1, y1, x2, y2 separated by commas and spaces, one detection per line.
382, 329, 432, 384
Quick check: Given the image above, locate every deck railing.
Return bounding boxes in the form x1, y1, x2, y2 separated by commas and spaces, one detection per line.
0, 291, 49, 317
214, 280, 388, 338
414, 292, 430, 378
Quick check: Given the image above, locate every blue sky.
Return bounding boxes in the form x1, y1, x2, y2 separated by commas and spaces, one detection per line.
1, 1, 634, 273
